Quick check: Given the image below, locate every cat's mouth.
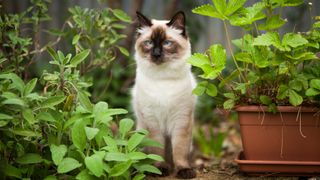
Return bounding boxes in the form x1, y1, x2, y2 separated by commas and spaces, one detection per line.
151, 57, 164, 65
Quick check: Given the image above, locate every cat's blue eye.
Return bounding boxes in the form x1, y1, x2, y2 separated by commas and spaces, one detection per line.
163, 40, 172, 46
143, 40, 153, 46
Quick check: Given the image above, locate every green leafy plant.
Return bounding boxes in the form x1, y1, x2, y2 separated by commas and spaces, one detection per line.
189, 0, 320, 110
194, 126, 226, 157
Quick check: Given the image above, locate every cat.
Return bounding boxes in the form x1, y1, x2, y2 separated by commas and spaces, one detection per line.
132, 11, 197, 179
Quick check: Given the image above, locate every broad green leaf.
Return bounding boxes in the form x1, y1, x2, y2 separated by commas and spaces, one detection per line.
85, 127, 99, 140
277, 84, 289, 100
103, 136, 118, 152
58, 158, 82, 174
235, 52, 252, 63
42, 95, 66, 108
105, 152, 129, 162
22, 109, 35, 125
127, 152, 147, 160
112, 9, 131, 22
139, 138, 164, 148
85, 152, 104, 177
225, 0, 246, 16
223, 99, 235, 109
0, 113, 13, 120
306, 88, 320, 96
128, 133, 145, 151
4, 164, 22, 178
70, 49, 90, 67
224, 93, 235, 99
192, 81, 208, 96
259, 95, 272, 105
188, 53, 210, 68
72, 35, 80, 45
289, 80, 302, 91
50, 144, 67, 165
192, 4, 225, 19
44, 175, 58, 180
78, 91, 93, 112
72, 119, 87, 151
106, 108, 128, 116
0, 73, 25, 93
133, 174, 145, 180
16, 153, 43, 164
2, 98, 25, 107
206, 83, 218, 97
147, 154, 164, 161
76, 169, 97, 180
310, 79, 320, 90
109, 160, 132, 177
37, 111, 56, 122
229, 2, 265, 26
93, 102, 111, 125
117, 46, 129, 57
24, 78, 37, 96
11, 129, 41, 137
119, 118, 134, 138
135, 164, 161, 175
209, 44, 226, 71
289, 90, 303, 106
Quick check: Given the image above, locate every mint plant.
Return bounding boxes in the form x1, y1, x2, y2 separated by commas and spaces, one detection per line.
189, 0, 320, 110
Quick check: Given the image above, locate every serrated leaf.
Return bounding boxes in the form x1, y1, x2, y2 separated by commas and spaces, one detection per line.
70, 49, 90, 67
212, 0, 226, 15
223, 99, 235, 109
58, 158, 82, 174
306, 88, 320, 96
85, 152, 104, 177
85, 127, 99, 140
253, 32, 281, 49
188, 53, 210, 68
259, 15, 285, 30
260, 95, 272, 105
192, 4, 225, 19
282, 33, 308, 49
16, 153, 43, 164
289, 90, 303, 106
192, 81, 208, 96
50, 144, 67, 165
310, 79, 320, 90
112, 9, 131, 22
225, 0, 246, 16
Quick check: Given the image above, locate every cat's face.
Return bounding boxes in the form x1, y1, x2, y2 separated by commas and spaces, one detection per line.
135, 11, 190, 65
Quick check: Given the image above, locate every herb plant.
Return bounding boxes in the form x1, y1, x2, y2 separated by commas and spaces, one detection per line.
189, 0, 320, 110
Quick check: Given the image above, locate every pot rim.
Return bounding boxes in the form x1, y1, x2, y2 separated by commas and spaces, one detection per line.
235, 105, 320, 113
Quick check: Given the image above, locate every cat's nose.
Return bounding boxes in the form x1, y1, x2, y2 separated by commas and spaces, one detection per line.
152, 47, 162, 58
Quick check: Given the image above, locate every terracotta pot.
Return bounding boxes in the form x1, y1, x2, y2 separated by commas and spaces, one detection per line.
235, 106, 320, 176
236, 106, 320, 161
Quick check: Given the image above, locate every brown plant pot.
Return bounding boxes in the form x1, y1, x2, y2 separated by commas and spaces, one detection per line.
236, 106, 320, 161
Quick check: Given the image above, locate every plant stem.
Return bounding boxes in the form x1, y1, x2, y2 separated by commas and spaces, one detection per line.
223, 21, 246, 82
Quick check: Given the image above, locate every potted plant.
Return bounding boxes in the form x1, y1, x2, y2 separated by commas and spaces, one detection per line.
189, 0, 320, 176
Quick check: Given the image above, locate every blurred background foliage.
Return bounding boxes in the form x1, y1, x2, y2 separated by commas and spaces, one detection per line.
2, 0, 319, 124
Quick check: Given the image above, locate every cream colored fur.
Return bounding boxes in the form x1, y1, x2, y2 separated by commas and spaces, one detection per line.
132, 19, 197, 172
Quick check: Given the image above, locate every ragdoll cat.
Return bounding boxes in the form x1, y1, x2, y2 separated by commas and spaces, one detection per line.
132, 11, 197, 179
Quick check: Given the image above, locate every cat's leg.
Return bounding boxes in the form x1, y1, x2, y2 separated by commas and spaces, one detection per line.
136, 116, 170, 176
171, 114, 196, 179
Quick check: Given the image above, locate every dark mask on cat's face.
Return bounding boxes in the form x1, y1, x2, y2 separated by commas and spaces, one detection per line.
135, 11, 189, 65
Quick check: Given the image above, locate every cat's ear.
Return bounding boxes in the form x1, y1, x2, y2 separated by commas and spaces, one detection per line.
136, 11, 152, 27
166, 11, 186, 36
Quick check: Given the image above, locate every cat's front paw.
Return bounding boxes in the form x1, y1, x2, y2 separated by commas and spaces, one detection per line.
176, 168, 196, 179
